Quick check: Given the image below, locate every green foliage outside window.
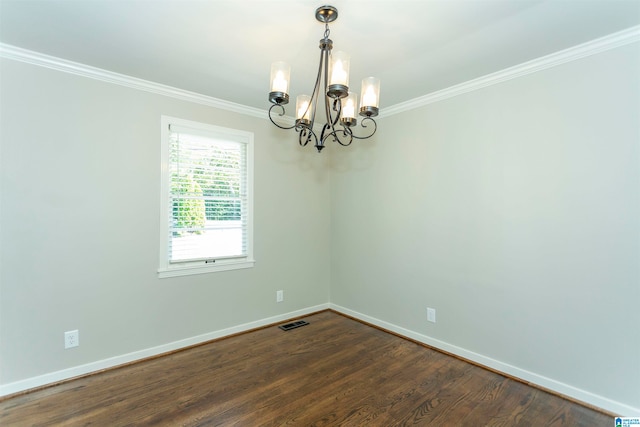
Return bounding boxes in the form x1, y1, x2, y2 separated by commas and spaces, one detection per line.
172, 174, 206, 235
170, 142, 243, 237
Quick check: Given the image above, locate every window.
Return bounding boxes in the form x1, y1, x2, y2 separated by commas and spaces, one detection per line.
159, 116, 254, 277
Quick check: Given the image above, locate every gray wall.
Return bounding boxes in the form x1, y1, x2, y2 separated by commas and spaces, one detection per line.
0, 58, 330, 385
330, 43, 639, 411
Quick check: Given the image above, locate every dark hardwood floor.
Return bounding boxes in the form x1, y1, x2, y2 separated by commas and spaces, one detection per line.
0, 310, 611, 426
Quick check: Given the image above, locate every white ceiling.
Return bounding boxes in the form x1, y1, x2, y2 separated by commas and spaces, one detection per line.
1, 0, 639, 110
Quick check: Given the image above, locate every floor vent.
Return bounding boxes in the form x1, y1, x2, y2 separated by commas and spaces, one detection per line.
278, 320, 309, 331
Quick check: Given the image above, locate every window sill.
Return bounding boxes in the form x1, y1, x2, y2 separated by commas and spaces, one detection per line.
158, 259, 255, 278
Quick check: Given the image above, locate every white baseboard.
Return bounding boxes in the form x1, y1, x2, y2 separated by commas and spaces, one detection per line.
329, 303, 640, 417
0, 303, 329, 398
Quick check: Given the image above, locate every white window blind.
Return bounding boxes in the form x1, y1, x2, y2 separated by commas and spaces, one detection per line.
159, 117, 254, 277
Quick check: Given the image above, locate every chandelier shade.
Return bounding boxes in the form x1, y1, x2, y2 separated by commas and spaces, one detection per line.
360, 77, 380, 115
269, 61, 290, 104
296, 94, 313, 124
267, 5, 380, 152
341, 92, 358, 126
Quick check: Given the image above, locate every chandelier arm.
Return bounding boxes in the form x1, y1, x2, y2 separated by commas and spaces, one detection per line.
350, 117, 378, 140
320, 98, 338, 143
322, 126, 354, 147
319, 123, 329, 144
332, 98, 341, 126
298, 125, 318, 147
268, 104, 296, 130
323, 57, 333, 128
315, 46, 333, 151
306, 47, 327, 132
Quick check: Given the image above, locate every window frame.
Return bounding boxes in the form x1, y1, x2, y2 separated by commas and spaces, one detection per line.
158, 116, 255, 278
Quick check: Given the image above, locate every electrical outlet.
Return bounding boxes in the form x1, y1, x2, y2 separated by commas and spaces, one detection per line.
276, 290, 284, 303
64, 330, 79, 349
427, 308, 436, 323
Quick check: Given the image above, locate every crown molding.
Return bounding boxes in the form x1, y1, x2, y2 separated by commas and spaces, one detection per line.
0, 43, 267, 119
2, 24, 639, 120
381, 25, 640, 118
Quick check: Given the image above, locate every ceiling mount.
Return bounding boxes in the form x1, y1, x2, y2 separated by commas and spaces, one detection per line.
315, 5, 338, 24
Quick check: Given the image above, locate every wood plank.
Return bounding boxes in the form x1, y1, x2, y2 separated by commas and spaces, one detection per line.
0, 311, 612, 426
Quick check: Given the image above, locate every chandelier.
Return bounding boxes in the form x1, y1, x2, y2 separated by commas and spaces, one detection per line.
267, 5, 380, 152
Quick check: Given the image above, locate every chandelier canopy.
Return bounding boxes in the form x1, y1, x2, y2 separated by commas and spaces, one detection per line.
268, 5, 380, 153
